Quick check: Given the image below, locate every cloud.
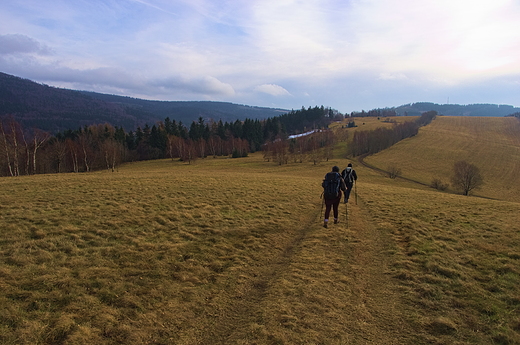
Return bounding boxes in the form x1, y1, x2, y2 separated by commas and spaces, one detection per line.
152, 75, 235, 97
345, 0, 520, 81
129, 0, 179, 16
378, 73, 409, 81
1, 0, 520, 112
254, 84, 291, 97
194, 76, 235, 96
0, 34, 52, 56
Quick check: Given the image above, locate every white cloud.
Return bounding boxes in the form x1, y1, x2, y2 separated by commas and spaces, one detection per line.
1, 0, 520, 111
196, 76, 235, 96
345, 0, 520, 81
254, 84, 291, 97
378, 73, 408, 81
152, 75, 235, 97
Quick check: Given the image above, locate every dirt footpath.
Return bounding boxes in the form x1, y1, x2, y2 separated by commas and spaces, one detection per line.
196, 198, 417, 344
343, 200, 416, 344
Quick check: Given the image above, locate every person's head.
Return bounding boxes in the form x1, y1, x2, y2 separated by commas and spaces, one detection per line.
332, 166, 340, 173
347, 163, 353, 167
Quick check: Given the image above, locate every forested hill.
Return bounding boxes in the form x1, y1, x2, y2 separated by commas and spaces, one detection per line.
0, 72, 287, 133
80, 91, 288, 128
393, 102, 520, 117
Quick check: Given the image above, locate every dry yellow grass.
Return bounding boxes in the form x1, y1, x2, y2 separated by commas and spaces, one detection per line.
1, 156, 369, 344
1, 124, 519, 345
364, 116, 520, 201
359, 181, 520, 344
331, 115, 419, 132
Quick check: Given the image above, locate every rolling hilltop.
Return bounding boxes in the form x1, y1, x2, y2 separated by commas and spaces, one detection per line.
0, 72, 287, 133
393, 102, 520, 117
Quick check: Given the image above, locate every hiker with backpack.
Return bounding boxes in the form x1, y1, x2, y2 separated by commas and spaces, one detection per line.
322, 166, 347, 228
341, 163, 358, 203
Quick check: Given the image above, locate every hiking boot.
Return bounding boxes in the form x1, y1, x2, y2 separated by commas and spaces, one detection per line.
334, 219, 338, 224
323, 222, 328, 228
344, 198, 348, 204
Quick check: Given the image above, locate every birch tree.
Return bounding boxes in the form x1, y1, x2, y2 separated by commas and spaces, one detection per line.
31, 129, 51, 174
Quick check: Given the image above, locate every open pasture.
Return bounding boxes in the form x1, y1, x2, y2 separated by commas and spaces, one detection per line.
1, 146, 519, 344
331, 115, 419, 132
364, 116, 520, 201
0, 157, 326, 344
360, 180, 520, 344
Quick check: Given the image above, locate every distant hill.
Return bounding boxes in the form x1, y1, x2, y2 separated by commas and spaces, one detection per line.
394, 102, 520, 117
0, 72, 288, 133
79, 91, 288, 127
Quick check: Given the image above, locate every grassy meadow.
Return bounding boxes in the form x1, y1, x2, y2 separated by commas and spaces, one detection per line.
361, 181, 520, 344
1, 115, 520, 344
364, 116, 520, 202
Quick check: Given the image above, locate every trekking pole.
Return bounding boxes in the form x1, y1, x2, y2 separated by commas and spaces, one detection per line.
345, 202, 349, 228
320, 192, 324, 223
355, 182, 358, 205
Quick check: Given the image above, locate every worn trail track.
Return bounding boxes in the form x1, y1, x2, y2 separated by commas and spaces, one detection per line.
342, 199, 414, 344
197, 196, 415, 344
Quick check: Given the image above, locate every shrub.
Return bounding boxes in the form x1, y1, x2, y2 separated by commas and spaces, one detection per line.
431, 178, 449, 191
387, 165, 402, 179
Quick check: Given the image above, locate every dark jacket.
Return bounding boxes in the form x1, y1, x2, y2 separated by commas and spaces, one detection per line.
341, 167, 357, 185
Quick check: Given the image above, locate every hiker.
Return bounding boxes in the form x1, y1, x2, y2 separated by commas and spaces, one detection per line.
341, 163, 358, 203
322, 166, 347, 228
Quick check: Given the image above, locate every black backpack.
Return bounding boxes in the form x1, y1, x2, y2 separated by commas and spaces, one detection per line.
322, 172, 341, 200
342, 167, 353, 184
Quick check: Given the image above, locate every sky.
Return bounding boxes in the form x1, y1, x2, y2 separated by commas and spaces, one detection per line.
1, 0, 519, 114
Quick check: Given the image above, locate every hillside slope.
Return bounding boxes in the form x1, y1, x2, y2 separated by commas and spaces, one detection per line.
80, 91, 288, 126
0, 72, 158, 132
364, 116, 520, 202
0, 72, 287, 133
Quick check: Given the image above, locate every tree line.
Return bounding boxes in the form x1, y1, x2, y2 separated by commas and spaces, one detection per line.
0, 106, 336, 176
349, 108, 397, 118
263, 129, 339, 166
348, 111, 437, 157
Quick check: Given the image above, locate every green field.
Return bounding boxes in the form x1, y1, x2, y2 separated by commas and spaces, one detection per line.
1, 116, 520, 344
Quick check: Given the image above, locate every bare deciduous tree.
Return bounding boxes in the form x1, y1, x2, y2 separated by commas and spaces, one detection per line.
9, 120, 21, 176
207, 136, 219, 158
52, 139, 67, 173
101, 139, 122, 172
0, 120, 14, 176
31, 129, 51, 174
451, 160, 483, 196
308, 134, 323, 165
77, 131, 93, 172
323, 130, 335, 162
387, 165, 402, 179
66, 138, 80, 173
271, 138, 288, 165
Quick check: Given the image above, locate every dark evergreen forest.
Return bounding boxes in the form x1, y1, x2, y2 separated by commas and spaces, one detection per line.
0, 72, 289, 133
